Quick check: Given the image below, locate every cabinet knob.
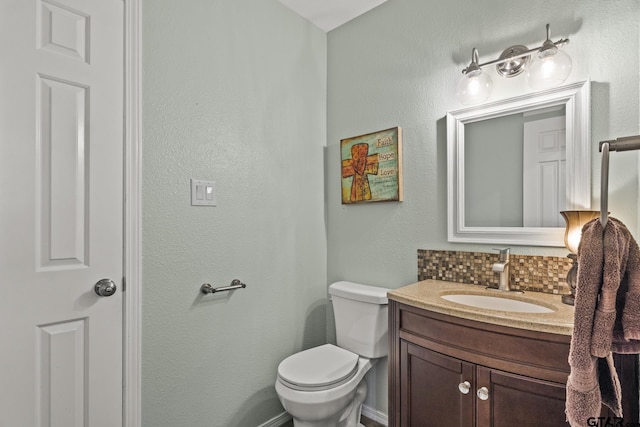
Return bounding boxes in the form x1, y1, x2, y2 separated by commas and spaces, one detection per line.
477, 386, 489, 400
458, 381, 471, 394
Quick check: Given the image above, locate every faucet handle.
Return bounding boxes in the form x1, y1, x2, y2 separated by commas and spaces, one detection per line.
493, 247, 510, 261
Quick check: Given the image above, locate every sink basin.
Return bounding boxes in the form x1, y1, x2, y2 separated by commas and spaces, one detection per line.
441, 293, 555, 313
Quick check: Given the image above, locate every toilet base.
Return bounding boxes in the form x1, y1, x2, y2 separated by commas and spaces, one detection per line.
290, 380, 367, 427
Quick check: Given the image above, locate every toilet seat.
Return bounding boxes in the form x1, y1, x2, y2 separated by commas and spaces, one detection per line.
277, 344, 359, 391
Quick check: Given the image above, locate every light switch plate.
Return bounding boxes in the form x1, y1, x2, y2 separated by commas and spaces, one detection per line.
191, 179, 216, 206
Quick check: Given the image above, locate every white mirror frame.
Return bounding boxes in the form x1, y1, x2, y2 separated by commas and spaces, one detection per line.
447, 80, 591, 246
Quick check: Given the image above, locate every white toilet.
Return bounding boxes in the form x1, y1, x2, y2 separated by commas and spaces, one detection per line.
275, 281, 390, 427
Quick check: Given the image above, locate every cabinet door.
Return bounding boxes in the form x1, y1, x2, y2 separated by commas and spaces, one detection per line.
401, 341, 474, 427
476, 367, 567, 427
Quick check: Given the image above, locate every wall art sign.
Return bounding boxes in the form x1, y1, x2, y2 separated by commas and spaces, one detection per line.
341, 127, 403, 204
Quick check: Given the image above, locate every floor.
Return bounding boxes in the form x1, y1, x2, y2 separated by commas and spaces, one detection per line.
361, 415, 385, 427
282, 415, 384, 427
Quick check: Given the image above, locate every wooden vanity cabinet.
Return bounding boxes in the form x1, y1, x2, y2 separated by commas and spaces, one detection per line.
399, 340, 568, 427
389, 300, 575, 427
390, 300, 640, 426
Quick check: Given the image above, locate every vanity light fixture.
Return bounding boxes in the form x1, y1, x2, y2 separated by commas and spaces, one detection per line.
559, 210, 600, 305
456, 48, 493, 105
457, 24, 571, 105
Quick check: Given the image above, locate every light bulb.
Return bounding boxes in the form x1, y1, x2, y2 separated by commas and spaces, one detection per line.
560, 210, 599, 254
526, 46, 572, 90
456, 69, 492, 105
565, 227, 582, 255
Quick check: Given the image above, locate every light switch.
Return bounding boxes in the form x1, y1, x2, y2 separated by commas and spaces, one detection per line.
191, 179, 216, 206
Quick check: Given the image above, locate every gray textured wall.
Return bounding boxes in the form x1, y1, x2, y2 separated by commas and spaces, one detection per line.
142, 0, 327, 425
327, 0, 640, 416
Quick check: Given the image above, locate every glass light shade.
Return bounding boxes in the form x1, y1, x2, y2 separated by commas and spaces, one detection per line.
456, 69, 492, 105
560, 210, 599, 254
526, 47, 572, 90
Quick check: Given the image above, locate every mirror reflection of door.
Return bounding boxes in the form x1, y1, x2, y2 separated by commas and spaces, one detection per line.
523, 115, 566, 227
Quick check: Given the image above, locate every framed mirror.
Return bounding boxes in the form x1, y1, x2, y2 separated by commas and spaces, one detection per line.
447, 80, 591, 246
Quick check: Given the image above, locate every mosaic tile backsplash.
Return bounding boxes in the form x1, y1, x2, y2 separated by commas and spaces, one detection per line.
418, 249, 573, 295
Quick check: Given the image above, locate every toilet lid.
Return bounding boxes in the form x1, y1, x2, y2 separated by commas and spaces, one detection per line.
277, 344, 358, 391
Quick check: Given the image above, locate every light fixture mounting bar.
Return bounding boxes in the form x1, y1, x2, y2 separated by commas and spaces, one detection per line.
462, 38, 569, 74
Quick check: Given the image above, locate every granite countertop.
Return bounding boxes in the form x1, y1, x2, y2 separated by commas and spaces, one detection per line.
388, 279, 575, 336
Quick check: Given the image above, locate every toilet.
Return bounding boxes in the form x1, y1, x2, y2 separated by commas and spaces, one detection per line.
275, 281, 390, 427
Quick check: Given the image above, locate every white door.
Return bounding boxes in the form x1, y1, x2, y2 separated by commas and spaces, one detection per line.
0, 0, 124, 426
523, 116, 566, 227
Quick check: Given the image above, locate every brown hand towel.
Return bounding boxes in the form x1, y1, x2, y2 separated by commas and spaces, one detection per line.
566, 217, 640, 426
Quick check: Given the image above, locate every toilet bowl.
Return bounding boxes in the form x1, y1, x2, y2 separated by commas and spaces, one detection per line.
275, 282, 390, 427
276, 344, 375, 427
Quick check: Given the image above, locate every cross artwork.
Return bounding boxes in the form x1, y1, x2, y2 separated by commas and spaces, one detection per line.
342, 143, 379, 202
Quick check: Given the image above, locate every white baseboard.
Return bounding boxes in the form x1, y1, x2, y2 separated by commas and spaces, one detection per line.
361, 404, 388, 426
259, 411, 292, 427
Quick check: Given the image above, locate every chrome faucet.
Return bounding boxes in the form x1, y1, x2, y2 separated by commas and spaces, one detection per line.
492, 248, 511, 291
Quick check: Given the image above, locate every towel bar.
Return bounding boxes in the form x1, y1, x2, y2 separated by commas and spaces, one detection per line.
200, 279, 246, 294
598, 134, 640, 228
600, 142, 609, 228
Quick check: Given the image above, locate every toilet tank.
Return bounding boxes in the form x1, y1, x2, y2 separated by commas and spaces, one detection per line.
328, 281, 391, 358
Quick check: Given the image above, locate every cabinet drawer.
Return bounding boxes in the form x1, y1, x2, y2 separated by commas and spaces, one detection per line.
398, 303, 570, 383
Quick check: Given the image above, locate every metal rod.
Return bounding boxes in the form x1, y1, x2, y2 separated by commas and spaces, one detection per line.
599, 135, 640, 152
462, 39, 569, 74
200, 279, 246, 294
597, 134, 640, 228
600, 142, 610, 228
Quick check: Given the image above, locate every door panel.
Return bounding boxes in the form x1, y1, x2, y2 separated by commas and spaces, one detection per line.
477, 367, 567, 427
523, 116, 566, 227
37, 74, 90, 270
37, 319, 88, 427
401, 341, 474, 427
0, 0, 124, 425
